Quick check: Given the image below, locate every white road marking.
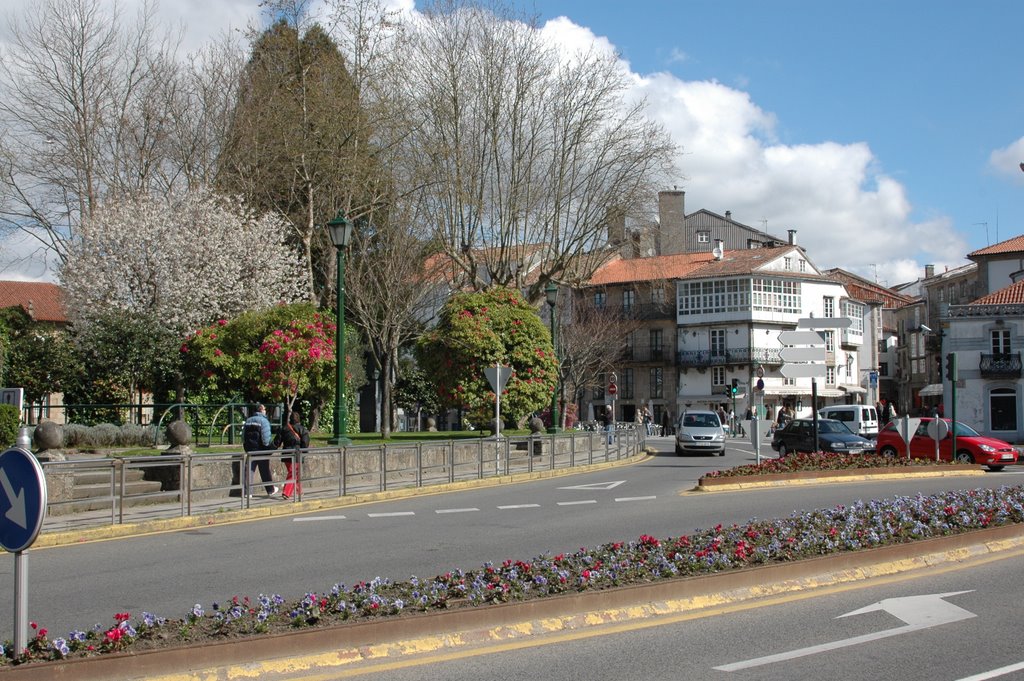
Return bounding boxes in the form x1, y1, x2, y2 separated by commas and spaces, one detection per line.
497, 504, 541, 509
294, 515, 347, 522
558, 480, 626, 490
557, 500, 597, 506
955, 661, 1024, 680
716, 591, 975, 672
435, 508, 479, 514
367, 511, 415, 518
614, 496, 656, 502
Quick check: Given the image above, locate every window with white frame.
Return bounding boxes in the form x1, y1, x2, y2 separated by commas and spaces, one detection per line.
992, 329, 1011, 354
697, 231, 710, 243
651, 287, 665, 305
710, 329, 726, 359
824, 330, 835, 352
678, 278, 752, 315
784, 257, 792, 270
799, 259, 807, 272
823, 296, 834, 318
826, 366, 836, 385
712, 366, 725, 387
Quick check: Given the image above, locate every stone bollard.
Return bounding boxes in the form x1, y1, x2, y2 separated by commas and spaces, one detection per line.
33, 421, 73, 508
426, 417, 437, 432
150, 420, 193, 491
528, 417, 545, 455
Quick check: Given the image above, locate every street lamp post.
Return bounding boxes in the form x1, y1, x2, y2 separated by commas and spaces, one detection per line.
328, 211, 353, 446
545, 281, 561, 433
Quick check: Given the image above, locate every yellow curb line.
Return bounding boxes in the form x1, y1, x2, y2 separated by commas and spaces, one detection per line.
691, 468, 987, 493
139, 526, 1024, 681
33, 452, 653, 548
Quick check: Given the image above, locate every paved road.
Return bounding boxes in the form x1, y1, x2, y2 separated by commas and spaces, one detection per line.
360, 546, 1024, 681
1, 436, 1020, 641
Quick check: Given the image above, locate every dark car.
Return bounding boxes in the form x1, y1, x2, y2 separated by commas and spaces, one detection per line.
771, 418, 875, 457
874, 417, 1019, 471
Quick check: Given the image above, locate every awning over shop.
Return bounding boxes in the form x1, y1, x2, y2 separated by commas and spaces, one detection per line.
761, 386, 812, 396
918, 383, 944, 397
817, 388, 845, 398
840, 384, 867, 394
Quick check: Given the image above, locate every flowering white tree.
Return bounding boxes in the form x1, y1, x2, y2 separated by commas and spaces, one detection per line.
60, 190, 310, 336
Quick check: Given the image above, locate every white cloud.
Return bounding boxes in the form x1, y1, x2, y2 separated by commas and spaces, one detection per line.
989, 137, 1024, 181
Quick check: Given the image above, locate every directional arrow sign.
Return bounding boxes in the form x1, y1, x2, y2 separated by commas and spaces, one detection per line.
0, 447, 47, 553
778, 330, 824, 346
779, 346, 826, 362
797, 316, 853, 330
715, 591, 975, 672
780, 363, 828, 379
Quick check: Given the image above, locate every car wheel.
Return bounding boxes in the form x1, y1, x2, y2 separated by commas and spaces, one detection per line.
987, 465, 1005, 472
879, 445, 898, 458
954, 450, 974, 465
718, 449, 725, 456
777, 443, 787, 458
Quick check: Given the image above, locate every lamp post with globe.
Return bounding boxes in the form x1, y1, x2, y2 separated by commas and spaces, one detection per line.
328, 211, 353, 446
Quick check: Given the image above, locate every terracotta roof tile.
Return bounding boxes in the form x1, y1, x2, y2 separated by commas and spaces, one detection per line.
586, 252, 715, 285
0, 281, 67, 323
967, 234, 1024, 258
970, 279, 1024, 305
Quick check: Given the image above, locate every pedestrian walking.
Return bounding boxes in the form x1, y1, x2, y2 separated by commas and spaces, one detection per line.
243, 403, 278, 497
274, 409, 309, 500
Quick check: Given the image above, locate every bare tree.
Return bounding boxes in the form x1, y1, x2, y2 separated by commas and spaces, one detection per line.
558, 295, 643, 421
0, 0, 186, 264
401, 0, 677, 303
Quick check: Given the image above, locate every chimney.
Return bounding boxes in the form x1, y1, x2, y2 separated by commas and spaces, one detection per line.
713, 239, 724, 260
606, 207, 626, 246
925, 264, 935, 278
787, 229, 797, 245
725, 211, 731, 220
658, 189, 685, 255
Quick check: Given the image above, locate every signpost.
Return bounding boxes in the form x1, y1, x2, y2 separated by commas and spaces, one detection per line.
0, 446, 47, 655
780, 319, 850, 450
484, 364, 513, 440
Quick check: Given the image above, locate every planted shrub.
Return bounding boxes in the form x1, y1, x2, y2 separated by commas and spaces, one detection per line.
0, 404, 19, 448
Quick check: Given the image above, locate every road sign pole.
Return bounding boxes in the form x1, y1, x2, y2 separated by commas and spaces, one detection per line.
14, 551, 27, 654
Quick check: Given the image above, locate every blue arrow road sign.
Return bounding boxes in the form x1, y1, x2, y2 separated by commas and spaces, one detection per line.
0, 447, 47, 552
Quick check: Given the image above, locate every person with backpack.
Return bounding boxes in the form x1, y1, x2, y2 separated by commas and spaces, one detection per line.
273, 410, 309, 500
243, 403, 278, 497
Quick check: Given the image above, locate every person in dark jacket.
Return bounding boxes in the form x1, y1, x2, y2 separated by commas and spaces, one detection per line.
274, 410, 309, 500
242, 404, 278, 497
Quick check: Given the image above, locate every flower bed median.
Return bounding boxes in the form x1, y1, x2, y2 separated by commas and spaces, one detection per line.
5, 474, 1024, 671
697, 452, 983, 490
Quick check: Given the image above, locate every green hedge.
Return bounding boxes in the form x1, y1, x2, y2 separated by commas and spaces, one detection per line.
0, 404, 19, 448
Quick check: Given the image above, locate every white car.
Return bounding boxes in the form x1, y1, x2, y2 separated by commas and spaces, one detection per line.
675, 410, 726, 456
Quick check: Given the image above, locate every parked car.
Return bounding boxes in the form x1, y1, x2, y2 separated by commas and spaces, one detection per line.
817, 404, 879, 439
675, 410, 725, 456
771, 418, 875, 457
874, 418, 1019, 471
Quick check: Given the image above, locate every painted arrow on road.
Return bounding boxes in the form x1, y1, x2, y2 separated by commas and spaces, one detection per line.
557, 481, 626, 490
0, 468, 28, 530
715, 591, 976, 672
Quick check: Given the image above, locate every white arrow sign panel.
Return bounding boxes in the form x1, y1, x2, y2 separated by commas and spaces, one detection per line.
715, 591, 975, 672
797, 316, 853, 330
778, 330, 824, 346
779, 346, 826, 362
780, 363, 828, 379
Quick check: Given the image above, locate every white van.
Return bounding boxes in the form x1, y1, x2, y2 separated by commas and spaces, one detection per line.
818, 405, 879, 439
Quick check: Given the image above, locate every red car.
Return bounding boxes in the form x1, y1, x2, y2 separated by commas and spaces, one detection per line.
875, 417, 1019, 471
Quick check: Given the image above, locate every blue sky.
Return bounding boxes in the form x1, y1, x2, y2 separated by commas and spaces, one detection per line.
527, 0, 1024, 286
3, 0, 1022, 288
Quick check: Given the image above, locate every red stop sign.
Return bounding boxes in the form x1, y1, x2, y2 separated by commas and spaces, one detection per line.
607, 382, 618, 395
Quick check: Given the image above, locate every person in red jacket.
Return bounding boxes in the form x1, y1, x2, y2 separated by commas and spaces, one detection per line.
274, 410, 310, 500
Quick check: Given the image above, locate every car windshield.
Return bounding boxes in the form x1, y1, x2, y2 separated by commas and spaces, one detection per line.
816, 420, 853, 434
682, 414, 719, 428
952, 421, 980, 437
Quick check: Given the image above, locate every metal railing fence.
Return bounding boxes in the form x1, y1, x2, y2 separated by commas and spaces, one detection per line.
40, 427, 646, 532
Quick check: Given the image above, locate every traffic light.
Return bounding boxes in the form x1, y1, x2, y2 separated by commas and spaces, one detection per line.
730, 378, 739, 395
945, 352, 958, 381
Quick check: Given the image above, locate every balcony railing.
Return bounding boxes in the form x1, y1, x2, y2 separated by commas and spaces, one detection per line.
622, 302, 676, 320
980, 352, 1022, 378
676, 346, 783, 368
622, 345, 668, 362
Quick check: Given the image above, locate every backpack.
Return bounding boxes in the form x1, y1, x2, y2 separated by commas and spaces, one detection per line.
243, 422, 263, 452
